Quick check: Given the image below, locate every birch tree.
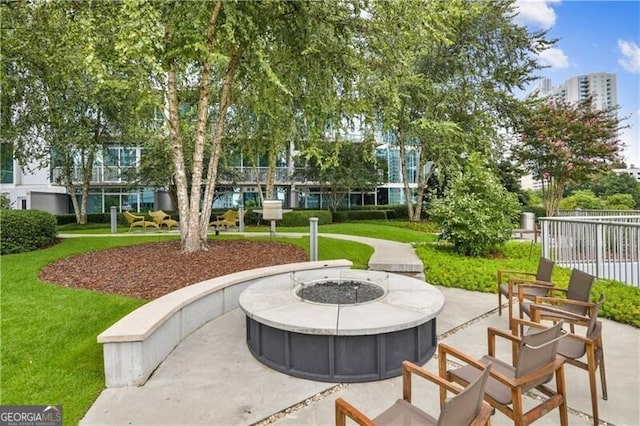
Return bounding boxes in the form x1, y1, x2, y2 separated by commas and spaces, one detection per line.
119, 0, 366, 252
1, 1, 140, 223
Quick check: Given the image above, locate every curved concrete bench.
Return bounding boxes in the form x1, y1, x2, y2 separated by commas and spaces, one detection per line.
97, 259, 353, 388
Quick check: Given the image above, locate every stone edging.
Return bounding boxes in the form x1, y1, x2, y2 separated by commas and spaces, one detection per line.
97, 260, 353, 388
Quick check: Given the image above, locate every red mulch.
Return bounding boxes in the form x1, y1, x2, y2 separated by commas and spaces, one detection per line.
39, 240, 307, 300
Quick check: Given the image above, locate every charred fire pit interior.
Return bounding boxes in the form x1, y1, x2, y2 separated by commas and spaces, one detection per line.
239, 269, 445, 383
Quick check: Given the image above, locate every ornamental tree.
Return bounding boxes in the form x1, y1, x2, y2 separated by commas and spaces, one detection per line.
513, 99, 623, 216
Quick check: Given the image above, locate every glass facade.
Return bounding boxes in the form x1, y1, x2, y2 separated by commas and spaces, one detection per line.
1, 143, 14, 184
74, 187, 154, 214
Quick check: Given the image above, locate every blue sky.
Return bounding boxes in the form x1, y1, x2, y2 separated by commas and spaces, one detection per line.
514, 0, 640, 167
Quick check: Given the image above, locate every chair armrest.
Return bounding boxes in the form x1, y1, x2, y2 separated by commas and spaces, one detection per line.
498, 270, 536, 284
335, 398, 375, 426
516, 282, 556, 301
510, 277, 554, 286
402, 361, 466, 402
529, 301, 594, 324
532, 296, 593, 307
438, 342, 518, 389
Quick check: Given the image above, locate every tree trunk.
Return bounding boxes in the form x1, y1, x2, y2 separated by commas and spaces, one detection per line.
265, 143, 277, 199
410, 145, 424, 222
397, 123, 415, 220
200, 45, 243, 242
166, 63, 194, 251
79, 146, 96, 224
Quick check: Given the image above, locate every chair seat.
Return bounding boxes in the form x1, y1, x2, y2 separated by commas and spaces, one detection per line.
373, 399, 438, 425
448, 356, 515, 405
499, 283, 549, 298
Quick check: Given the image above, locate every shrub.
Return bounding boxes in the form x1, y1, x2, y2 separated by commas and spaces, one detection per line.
0, 209, 58, 254
334, 210, 389, 222
56, 213, 114, 225
559, 190, 605, 210
429, 153, 521, 256
277, 210, 332, 227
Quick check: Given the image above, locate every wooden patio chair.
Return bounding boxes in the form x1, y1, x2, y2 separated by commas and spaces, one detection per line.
518, 268, 596, 332
439, 321, 568, 426
149, 210, 179, 230
497, 257, 556, 320
335, 360, 493, 426
512, 293, 607, 425
123, 211, 159, 232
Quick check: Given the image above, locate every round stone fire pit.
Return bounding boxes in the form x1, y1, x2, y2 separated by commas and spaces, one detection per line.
239, 269, 444, 383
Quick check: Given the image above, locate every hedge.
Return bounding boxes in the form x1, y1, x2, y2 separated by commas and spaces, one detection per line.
332, 210, 390, 222
275, 210, 333, 227
0, 209, 58, 254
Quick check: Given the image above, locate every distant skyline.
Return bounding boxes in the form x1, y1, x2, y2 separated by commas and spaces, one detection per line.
514, 0, 640, 167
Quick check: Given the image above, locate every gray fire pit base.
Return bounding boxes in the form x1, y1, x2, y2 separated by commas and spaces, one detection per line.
239, 269, 444, 383
246, 316, 437, 382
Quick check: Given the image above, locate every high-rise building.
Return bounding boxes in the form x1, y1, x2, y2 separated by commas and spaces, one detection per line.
535, 72, 617, 111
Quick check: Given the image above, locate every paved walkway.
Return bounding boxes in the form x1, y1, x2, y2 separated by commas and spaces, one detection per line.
79, 233, 639, 426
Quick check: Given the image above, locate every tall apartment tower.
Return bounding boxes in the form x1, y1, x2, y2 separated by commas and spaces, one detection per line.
536, 73, 617, 110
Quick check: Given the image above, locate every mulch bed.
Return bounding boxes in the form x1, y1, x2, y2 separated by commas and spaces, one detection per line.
39, 240, 307, 300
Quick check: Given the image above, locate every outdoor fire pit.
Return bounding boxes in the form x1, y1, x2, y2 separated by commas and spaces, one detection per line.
239, 269, 444, 382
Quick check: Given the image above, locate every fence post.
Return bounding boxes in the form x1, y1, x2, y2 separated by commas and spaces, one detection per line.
595, 222, 604, 279
541, 219, 550, 259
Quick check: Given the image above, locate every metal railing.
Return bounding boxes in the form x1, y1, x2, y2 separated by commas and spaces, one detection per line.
51, 166, 298, 185
557, 209, 640, 217
540, 216, 640, 287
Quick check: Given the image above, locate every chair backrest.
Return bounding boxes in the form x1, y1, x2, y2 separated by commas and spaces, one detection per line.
586, 293, 605, 337
516, 321, 565, 390
566, 269, 596, 315
438, 362, 492, 426
558, 293, 605, 360
535, 257, 555, 282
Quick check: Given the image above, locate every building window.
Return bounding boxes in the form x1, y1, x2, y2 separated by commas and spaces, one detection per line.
1, 143, 14, 184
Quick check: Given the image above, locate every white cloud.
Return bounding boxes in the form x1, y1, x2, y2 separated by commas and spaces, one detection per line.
618, 40, 640, 73
514, 0, 561, 29
538, 47, 569, 69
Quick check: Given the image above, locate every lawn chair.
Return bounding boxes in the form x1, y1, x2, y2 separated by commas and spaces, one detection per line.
497, 257, 555, 321
123, 211, 159, 232
439, 321, 568, 426
149, 210, 179, 230
514, 293, 607, 425
209, 209, 239, 230
335, 360, 493, 426
519, 268, 596, 332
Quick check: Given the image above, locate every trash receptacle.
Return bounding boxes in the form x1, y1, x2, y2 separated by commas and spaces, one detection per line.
520, 212, 535, 231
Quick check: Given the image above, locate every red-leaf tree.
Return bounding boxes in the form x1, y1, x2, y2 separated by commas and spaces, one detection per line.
514, 99, 623, 216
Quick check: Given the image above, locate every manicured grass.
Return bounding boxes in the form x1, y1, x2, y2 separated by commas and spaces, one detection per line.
0, 233, 372, 425
0, 237, 158, 424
